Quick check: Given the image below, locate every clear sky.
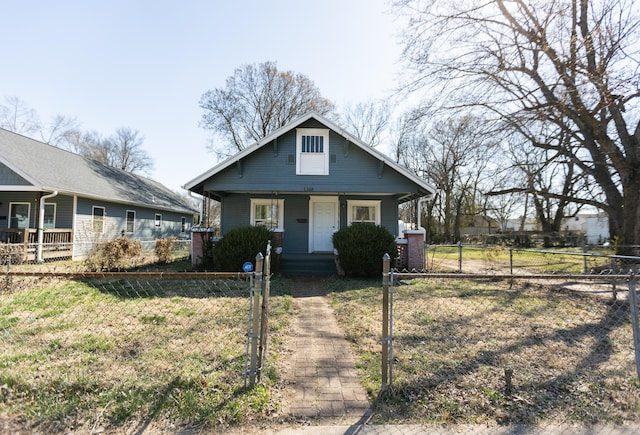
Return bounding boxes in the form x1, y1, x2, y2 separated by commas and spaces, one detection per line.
1, 0, 406, 193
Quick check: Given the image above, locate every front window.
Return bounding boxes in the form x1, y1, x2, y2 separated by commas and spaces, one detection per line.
9, 203, 30, 229
92, 206, 105, 233
44, 204, 56, 229
181, 217, 187, 233
155, 214, 162, 228
126, 210, 135, 233
250, 199, 284, 229
347, 200, 381, 225
296, 128, 329, 175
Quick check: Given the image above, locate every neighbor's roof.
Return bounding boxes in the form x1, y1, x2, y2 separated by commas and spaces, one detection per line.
0, 128, 196, 214
183, 111, 437, 197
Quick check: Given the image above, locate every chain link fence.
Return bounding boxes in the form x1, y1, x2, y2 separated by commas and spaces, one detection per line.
0, 238, 191, 269
424, 244, 634, 276
0, 242, 280, 432
377, 256, 640, 427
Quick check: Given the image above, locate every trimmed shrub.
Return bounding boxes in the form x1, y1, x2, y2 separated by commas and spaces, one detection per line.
84, 237, 143, 271
213, 226, 273, 272
155, 236, 176, 263
332, 223, 397, 277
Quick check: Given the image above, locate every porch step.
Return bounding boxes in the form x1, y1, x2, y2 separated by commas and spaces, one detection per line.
279, 254, 336, 276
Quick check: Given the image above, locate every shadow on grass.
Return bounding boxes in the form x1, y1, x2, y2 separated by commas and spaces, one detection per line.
380, 296, 635, 424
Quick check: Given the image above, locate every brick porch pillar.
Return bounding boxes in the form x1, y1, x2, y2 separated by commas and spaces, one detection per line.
405, 230, 426, 271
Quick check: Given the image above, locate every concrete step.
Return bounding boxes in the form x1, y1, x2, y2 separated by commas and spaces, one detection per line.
279, 254, 336, 276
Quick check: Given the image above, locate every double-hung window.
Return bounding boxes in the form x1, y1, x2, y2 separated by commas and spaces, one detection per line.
9, 203, 30, 229
126, 210, 135, 233
250, 199, 284, 229
347, 200, 381, 226
92, 206, 105, 233
43, 204, 56, 229
296, 128, 329, 175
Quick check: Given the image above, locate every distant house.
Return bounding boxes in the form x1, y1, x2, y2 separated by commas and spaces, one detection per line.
184, 112, 436, 272
0, 128, 197, 261
562, 213, 610, 244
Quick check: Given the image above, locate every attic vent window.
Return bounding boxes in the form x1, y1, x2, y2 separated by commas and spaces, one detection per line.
296, 128, 329, 175
302, 135, 324, 153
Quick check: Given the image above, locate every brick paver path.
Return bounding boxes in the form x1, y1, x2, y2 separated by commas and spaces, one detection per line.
283, 279, 370, 421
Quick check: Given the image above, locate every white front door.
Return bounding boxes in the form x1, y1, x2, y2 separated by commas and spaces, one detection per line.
310, 198, 338, 252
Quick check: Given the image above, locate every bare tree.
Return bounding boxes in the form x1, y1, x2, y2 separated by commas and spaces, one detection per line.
397, 0, 640, 251
0, 96, 41, 136
398, 114, 499, 242
103, 127, 154, 175
199, 61, 336, 156
341, 100, 390, 147
39, 114, 81, 148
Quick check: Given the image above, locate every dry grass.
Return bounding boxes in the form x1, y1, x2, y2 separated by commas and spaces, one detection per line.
330, 277, 640, 426
0, 275, 294, 433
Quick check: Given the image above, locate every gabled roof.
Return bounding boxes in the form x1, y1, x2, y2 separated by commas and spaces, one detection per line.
0, 128, 196, 214
183, 111, 437, 198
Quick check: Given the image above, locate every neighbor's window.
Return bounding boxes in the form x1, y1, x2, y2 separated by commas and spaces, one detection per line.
126, 210, 135, 233
43, 203, 56, 229
155, 214, 162, 228
92, 206, 105, 233
181, 217, 187, 233
296, 128, 329, 175
250, 199, 284, 229
347, 200, 381, 226
9, 203, 30, 229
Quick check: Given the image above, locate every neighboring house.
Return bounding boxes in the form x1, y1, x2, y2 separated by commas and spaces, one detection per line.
562, 213, 610, 244
461, 215, 500, 236
0, 128, 197, 261
504, 217, 540, 232
184, 112, 436, 271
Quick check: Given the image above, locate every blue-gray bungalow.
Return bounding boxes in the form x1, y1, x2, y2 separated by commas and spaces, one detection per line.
0, 128, 197, 261
184, 112, 436, 270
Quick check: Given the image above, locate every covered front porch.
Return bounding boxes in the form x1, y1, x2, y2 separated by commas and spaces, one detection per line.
0, 228, 74, 262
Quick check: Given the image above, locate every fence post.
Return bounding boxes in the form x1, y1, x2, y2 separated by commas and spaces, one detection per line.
257, 243, 272, 382
628, 275, 640, 381
458, 241, 463, 273
382, 253, 390, 390
248, 252, 264, 387
583, 242, 588, 274
509, 247, 513, 275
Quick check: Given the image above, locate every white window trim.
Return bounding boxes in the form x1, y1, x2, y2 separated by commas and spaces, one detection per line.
296, 128, 329, 175
44, 203, 57, 229
92, 206, 105, 233
250, 198, 284, 230
347, 200, 381, 226
126, 210, 136, 234
8, 202, 31, 229
155, 213, 162, 228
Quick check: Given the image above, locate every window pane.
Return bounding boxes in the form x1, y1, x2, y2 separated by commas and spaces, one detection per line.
302, 135, 324, 153
44, 204, 55, 229
9, 204, 29, 229
92, 208, 104, 233
254, 203, 279, 228
126, 211, 135, 233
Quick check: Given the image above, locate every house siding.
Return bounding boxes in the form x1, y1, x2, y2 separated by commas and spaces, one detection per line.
220, 193, 400, 254
203, 120, 422, 197
0, 162, 31, 185
0, 192, 74, 229
74, 198, 191, 243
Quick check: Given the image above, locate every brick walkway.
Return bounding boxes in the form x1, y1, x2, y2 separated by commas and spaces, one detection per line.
282, 280, 370, 422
